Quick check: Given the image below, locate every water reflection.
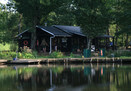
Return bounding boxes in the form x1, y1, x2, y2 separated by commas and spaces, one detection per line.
0, 64, 131, 91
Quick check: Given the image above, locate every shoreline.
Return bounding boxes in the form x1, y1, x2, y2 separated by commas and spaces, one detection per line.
0, 57, 131, 64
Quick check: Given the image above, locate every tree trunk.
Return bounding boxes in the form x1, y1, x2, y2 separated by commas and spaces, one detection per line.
18, 14, 22, 34
87, 37, 91, 49
31, 19, 37, 50
107, 28, 109, 40
122, 34, 124, 46
115, 25, 118, 46
31, 30, 36, 50
125, 33, 129, 49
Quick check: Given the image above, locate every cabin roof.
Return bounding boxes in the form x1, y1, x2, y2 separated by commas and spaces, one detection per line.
16, 25, 86, 38
53, 25, 86, 36
16, 29, 30, 37
37, 26, 71, 37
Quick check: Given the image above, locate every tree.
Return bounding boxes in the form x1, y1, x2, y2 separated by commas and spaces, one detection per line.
14, 0, 70, 50
116, 0, 131, 48
0, 2, 19, 43
74, 0, 111, 49
46, 0, 76, 26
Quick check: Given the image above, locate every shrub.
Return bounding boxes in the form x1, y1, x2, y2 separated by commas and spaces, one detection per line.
0, 51, 17, 59
18, 52, 22, 58
32, 51, 38, 58
10, 43, 18, 51
19, 46, 36, 59
50, 51, 63, 58
0, 52, 8, 59
22, 52, 35, 59
69, 52, 75, 58
106, 50, 131, 57
8, 52, 17, 58
114, 50, 131, 57
105, 50, 114, 57
0, 43, 10, 51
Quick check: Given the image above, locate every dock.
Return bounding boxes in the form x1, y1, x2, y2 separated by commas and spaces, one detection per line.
0, 57, 131, 65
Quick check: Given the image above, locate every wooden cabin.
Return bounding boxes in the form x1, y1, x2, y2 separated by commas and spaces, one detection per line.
16, 25, 87, 53
16, 25, 115, 53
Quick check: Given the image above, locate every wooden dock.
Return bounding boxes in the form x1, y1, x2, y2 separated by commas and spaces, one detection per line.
0, 57, 131, 65
0, 59, 8, 65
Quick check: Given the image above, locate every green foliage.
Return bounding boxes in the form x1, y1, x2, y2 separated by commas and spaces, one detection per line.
0, 51, 16, 59
0, 51, 36, 59
105, 50, 114, 57
106, 50, 131, 57
19, 46, 36, 59
10, 42, 18, 51
18, 52, 22, 58
0, 43, 10, 51
114, 51, 131, 57
22, 52, 35, 59
46, 0, 76, 26
73, 0, 113, 49
0, 0, 130, 50
14, 0, 69, 26
32, 50, 38, 58
50, 51, 63, 58
9, 51, 17, 58
74, 0, 110, 38
0, 2, 19, 43
69, 52, 75, 58
115, 0, 131, 35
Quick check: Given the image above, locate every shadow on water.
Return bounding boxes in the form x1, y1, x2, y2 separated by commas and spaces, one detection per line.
0, 64, 131, 91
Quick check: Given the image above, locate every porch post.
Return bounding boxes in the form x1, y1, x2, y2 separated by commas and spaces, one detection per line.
49, 36, 55, 54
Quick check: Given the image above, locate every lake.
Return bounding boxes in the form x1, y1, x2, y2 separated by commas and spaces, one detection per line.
0, 64, 131, 91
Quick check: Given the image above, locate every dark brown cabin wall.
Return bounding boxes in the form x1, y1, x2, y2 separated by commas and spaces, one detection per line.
18, 32, 31, 50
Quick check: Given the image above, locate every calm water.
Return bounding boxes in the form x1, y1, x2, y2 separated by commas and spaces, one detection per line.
0, 64, 131, 91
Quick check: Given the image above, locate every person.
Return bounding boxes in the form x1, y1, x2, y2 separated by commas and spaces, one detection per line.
40, 39, 48, 53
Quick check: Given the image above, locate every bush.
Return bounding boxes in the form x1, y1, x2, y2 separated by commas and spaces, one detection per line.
18, 52, 22, 58
105, 50, 114, 57
8, 52, 17, 58
0, 43, 10, 51
106, 50, 131, 57
22, 52, 35, 59
0, 51, 17, 59
32, 51, 38, 58
10, 42, 18, 51
69, 52, 75, 58
50, 51, 63, 58
0, 52, 8, 59
19, 46, 36, 59
0, 51, 37, 59
114, 50, 131, 57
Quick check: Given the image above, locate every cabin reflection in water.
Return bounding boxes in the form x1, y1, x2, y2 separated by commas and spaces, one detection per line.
0, 65, 131, 91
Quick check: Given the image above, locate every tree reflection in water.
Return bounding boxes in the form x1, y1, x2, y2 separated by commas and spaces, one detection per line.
0, 64, 131, 91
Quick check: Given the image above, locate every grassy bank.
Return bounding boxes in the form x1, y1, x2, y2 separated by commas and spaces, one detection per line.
0, 44, 131, 60
0, 51, 82, 60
